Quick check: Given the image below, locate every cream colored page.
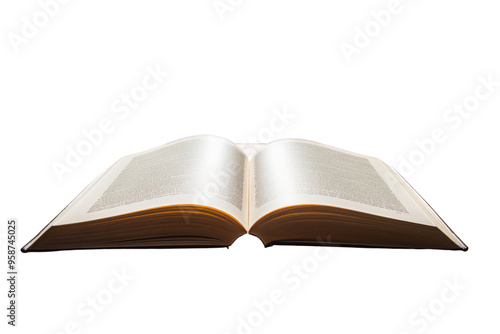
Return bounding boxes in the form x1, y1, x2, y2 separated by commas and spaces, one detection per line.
50, 136, 249, 228
249, 139, 434, 227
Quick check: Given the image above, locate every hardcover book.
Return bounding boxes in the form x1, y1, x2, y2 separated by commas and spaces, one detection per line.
22, 135, 467, 252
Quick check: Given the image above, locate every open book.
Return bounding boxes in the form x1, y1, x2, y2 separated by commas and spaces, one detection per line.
22, 136, 467, 252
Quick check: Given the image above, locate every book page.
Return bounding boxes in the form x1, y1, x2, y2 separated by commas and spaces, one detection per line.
50, 135, 249, 228
249, 139, 435, 227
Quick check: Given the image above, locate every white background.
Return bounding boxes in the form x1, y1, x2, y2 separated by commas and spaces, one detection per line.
1, 1, 499, 333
